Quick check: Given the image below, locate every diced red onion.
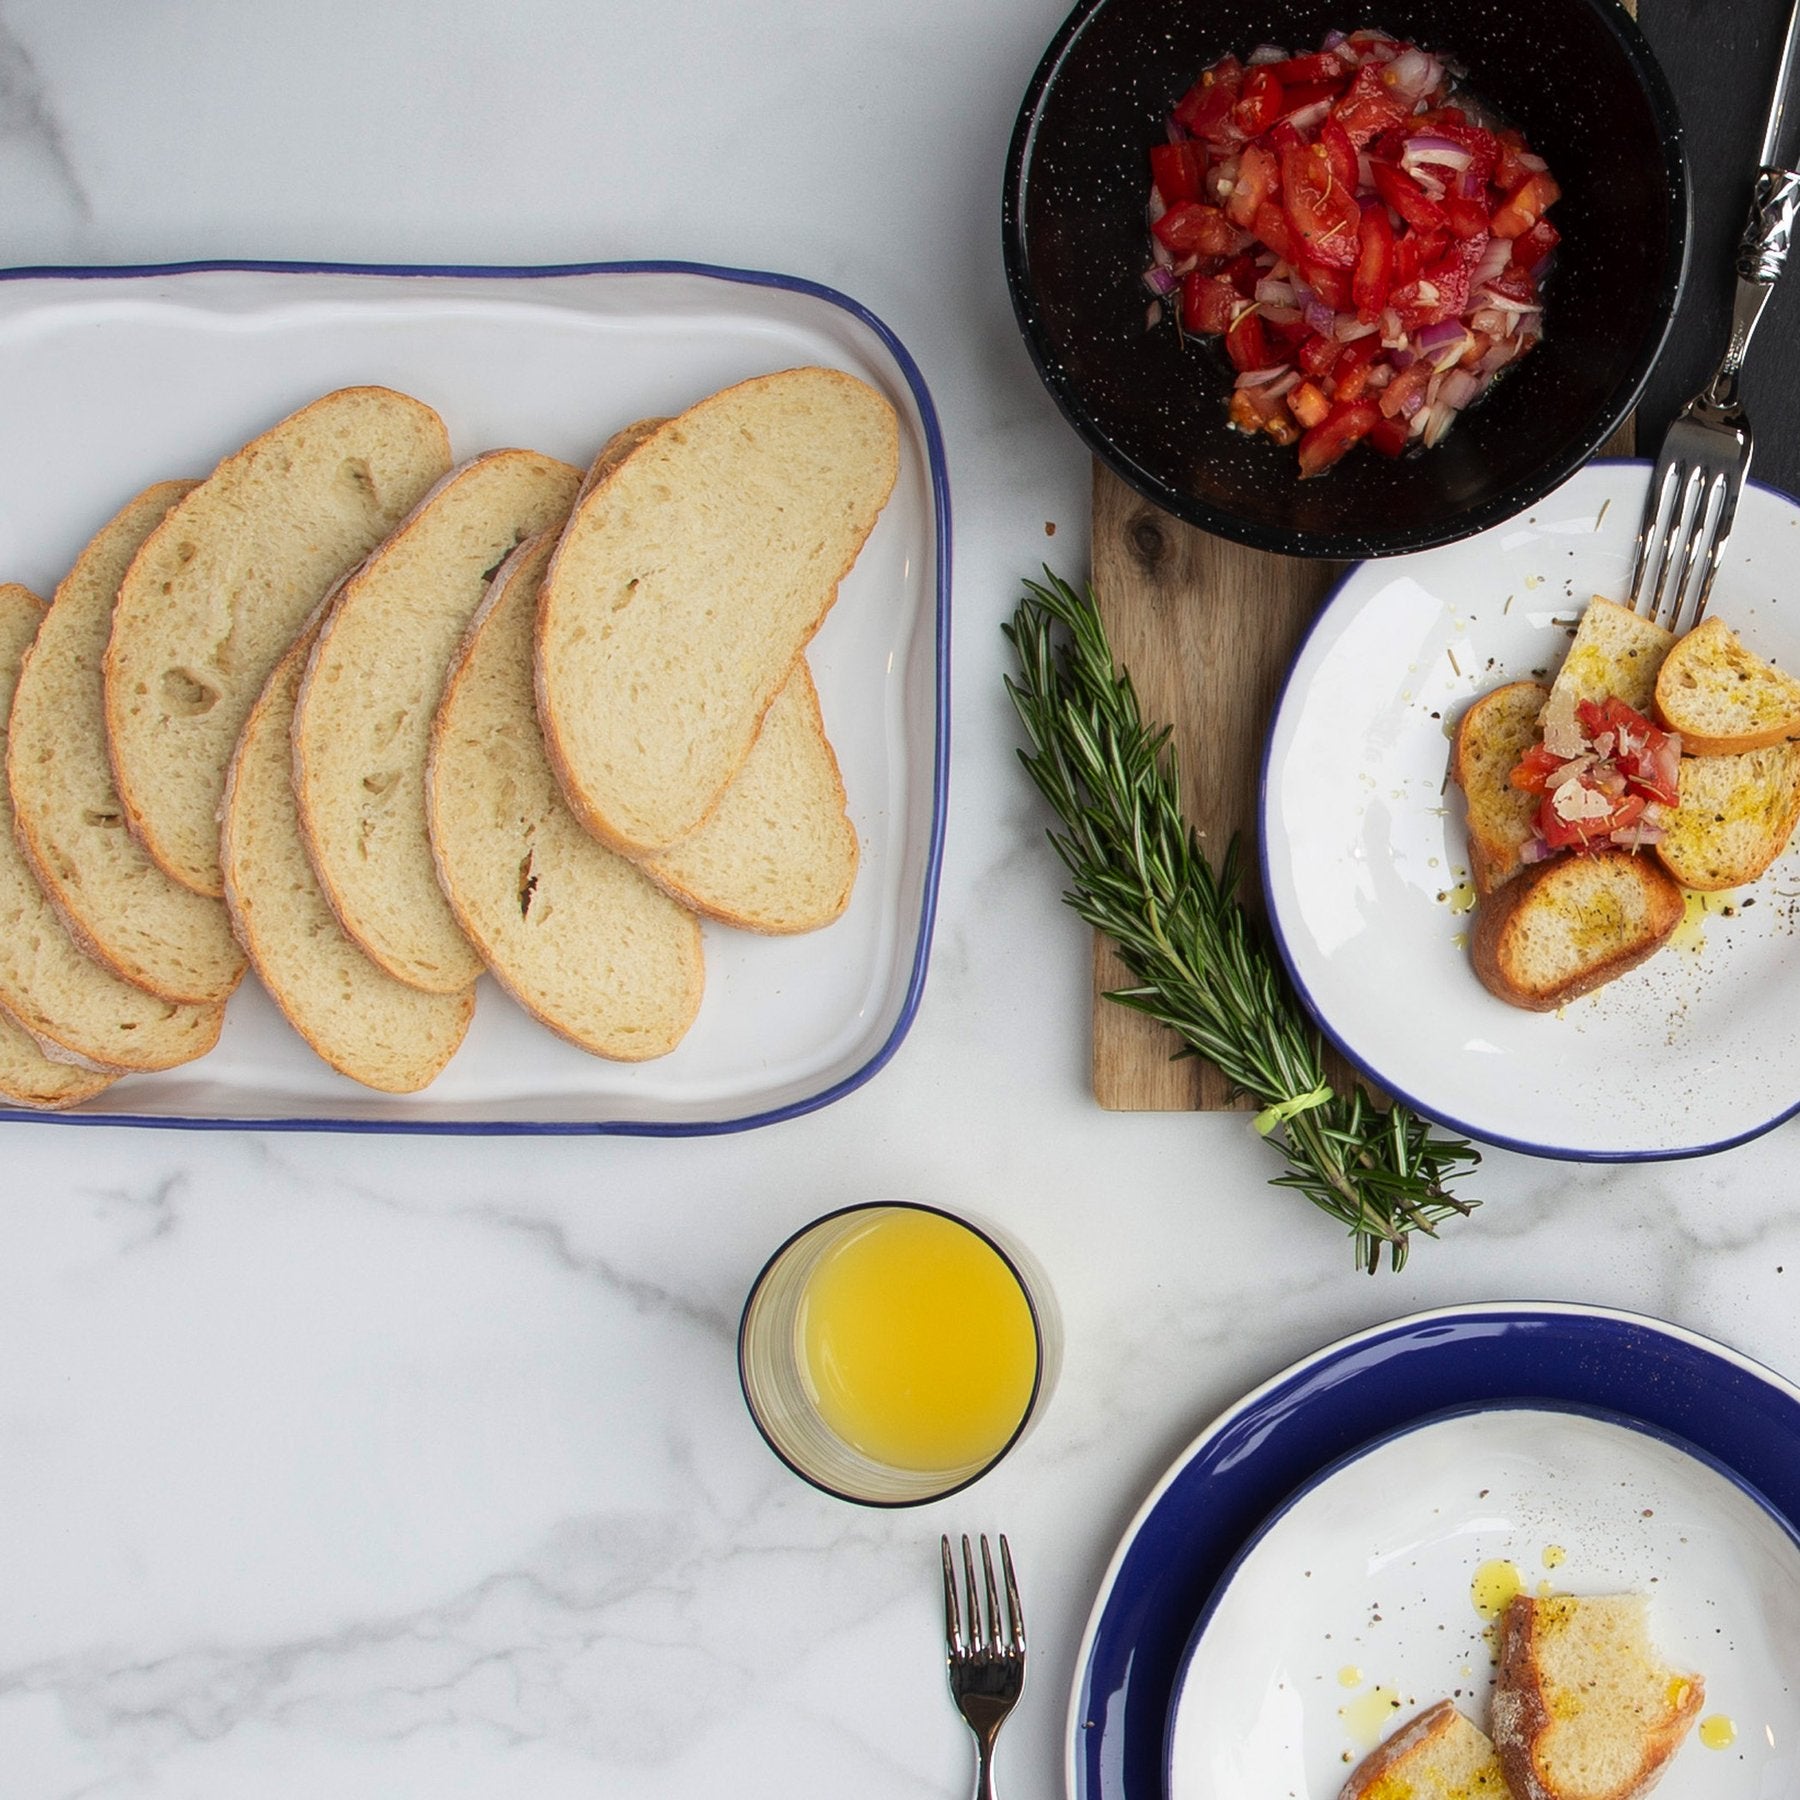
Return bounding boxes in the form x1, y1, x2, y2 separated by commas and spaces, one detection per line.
1146, 300, 1164, 331
1304, 298, 1337, 336
1473, 238, 1512, 287
1256, 277, 1297, 307
1334, 315, 1380, 342
1172, 253, 1199, 276
1473, 289, 1545, 315
1439, 368, 1481, 410
1248, 42, 1289, 63
1422, 400, 1457, 447
1261, 304, 1303, 326
1234, 365, 1291, 388
1386, 46, 1440, 99
1520, 835, 1555, 865
1287, 100, 1332, 132
1323, 29, 1348, 49
1166, 115, 1191, 143
1519, 152, 1548, 174
1144, 263, 1180, 297
1148, 189, 1169, 227
1470, 306, 1509, 337
1477, 337, 1522, 375
1403, 136, 1475, 172
1412, 169, 1447, 201
1457, 168, 1483, 201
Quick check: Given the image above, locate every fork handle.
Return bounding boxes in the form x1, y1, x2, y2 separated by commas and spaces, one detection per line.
971, 1728, 1000, 1800
1737, 166, 1800, 285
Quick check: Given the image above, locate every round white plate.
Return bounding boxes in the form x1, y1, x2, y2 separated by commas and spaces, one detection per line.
1261, 460, 1800, 1159
1165, 1405, 1800, 1800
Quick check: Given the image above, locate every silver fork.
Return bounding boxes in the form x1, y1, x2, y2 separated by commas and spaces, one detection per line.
941, 1533, 1025, 1800
1629, 0, 1800, 634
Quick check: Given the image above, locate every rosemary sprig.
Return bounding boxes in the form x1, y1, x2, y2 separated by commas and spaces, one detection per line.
1004, 570, 1478, 1274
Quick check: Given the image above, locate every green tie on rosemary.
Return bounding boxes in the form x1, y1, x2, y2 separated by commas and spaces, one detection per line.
1004, 571, 1478, 1274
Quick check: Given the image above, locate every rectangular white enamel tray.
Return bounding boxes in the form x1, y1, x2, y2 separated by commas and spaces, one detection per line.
0, 260, 949, 1132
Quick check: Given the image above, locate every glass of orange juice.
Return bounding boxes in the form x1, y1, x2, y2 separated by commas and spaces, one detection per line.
737, 1202, 1060, 1505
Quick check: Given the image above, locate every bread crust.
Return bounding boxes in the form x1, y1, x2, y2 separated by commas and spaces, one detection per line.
1471, 850, 1681, 1011
1653, 615, 1800, 756
1451, 680, 1549, 896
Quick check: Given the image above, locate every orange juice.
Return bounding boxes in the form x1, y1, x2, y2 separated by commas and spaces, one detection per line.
796, 1209, 1038, 1472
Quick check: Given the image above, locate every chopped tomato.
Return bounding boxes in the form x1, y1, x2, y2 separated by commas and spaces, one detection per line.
1330, 335, 1380, 402
1150, 142, 1209, 206
1320, 117, 1358, 193
1508, 743, 1568, 794
1493, 127, 1533, 191
1251, 197, 1296, 262
1297, 399, 1380, 477
1299, 256, 1351, 310
1283, 141, 1359, 266
1576, 698, 1682, 805
1366, 414, 1411, 457
1483, 262, 1539, 307
1370, 160, 1449, 235
1180, 271, 1240, 335
1221, 251, 1261, 296
1297, 331, 1341, 377
1538, 788, 1647, 853
1512, 216, 1561, 270
1268, 49, 1352, 86
1289, 379, 1332, 429
1234, 68, 1284, 136
1377, 359, 1434, 421
1152, 200, 1242, 258
1491, 170, 1561, 239
1331, 63, 1413, 146
1405, 234, 1487, 327
1443, 195, 1490, 240
1224, 305, 1272, 370
1353, 203, 1394, 323
1279, 80, 1345, 116
1173, 56, 1242, 141
1410, 113, 1499, 187
1227, 144, 1279, 229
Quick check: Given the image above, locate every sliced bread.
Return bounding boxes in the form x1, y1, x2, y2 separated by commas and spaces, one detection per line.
1539, 598, 1674, 756
1493, 1593, 1703, 1800
0, 585, 223, 1072
570, 416, 860, 932
1451, 680, 1550, 895
1470, 847, 1682, 1011
1653, 740, 1800, 890
1653, 614, 1800, 755
0, 996, 117, 1110
104, 386, 452, 896
427, 534, 704, 1059
1338, 1699, 1509, 1800
9, 481, 247, 1003
221, 613, 474, 1092
293, 449, 583, 994
535, 367, 898, 855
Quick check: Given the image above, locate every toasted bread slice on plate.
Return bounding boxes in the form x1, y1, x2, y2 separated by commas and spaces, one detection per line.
535, 367, 898, 856
293, 448, 583, 995
0, 585, 223, 1074
1654, 740, 1800, 890
8, 480, 247, 1005
1452, 679, 1549, 895
1338, 1699, 1508, 1800
1539, 597, 1674, 756
1653, 614, 1800, 755
427, 535, 704, 1060
104, 386, 452, 897
1493, 1593, 1703, 1800
1471, 848, 1682, 1011
221, 613, 474, 1093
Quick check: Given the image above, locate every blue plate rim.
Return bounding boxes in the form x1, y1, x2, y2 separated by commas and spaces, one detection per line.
0, 256, 952, 1137
1257, 458, 1800, 1163
1067, 1300, 1800, 1800
1159, 1393, 1800, 1798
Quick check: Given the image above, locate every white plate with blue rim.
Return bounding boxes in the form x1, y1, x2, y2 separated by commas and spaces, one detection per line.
1163, 1403, 1800, 1799
0, 258, 949, 1134
1260, 460, 1800, 1160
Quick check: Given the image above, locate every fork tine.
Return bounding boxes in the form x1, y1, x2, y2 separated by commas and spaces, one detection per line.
1629, 457, 1684, 614
961, 1534, 982, 1654
941, 1534, 965, 1659
979, 1535, 1003, 1652
999, 1534, 1026, 1654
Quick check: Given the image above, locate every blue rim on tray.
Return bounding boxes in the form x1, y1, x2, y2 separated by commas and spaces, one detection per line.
0, 257, 951, 1137
1068, 1303, 1800, 1800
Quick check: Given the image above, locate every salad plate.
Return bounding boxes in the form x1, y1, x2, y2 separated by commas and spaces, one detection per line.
1164, 1405, 1800, 1799
1261, 459, 1800, 1160
0, 259, 948, 1134
1068, 1303, 1800, 1800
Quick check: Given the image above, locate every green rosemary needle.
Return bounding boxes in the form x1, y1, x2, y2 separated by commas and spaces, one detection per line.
1004, 570, 1478, 1274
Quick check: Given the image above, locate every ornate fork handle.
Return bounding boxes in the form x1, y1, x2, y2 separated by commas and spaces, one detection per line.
1704, 167, 1800, 411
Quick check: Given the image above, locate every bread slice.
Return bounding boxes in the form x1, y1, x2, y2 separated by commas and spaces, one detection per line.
9, 481, 247, 1003
1653, 614, 1800, 755
1653, 740, 1800, 890
1540, 598, 1674, 757
221, 612, 474, 1092
1493, 1593, 1703, 1800
0, 585, 223, 1072
1337, 1700, 1508, 1800
427, 534, 704, 1059
104, 386, 452, 896
1452, 680, 1550, 895
1471, 848, 1682, 1010
643, 663, 858, 931
569, 416, 860, 932
0, 996, 117, 1110
535, 367, 898, 855
293, 449, 583, 994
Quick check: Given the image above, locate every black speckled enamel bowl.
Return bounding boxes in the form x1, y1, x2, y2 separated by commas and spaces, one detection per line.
1003, 0, 1689, 558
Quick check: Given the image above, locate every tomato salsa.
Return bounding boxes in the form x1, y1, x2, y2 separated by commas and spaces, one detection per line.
1143, 28, 1560, 476
1511, 697, 1681, 858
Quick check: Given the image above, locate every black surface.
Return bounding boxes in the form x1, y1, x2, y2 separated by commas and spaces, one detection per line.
1003, 0, 1690, 558
1639, 0, 1800, 498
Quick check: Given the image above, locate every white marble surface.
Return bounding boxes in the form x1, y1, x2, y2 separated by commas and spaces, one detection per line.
1, 3, 1798, 1795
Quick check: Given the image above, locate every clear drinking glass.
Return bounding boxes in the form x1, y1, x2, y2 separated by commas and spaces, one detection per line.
737, 1201, 1061, 1506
